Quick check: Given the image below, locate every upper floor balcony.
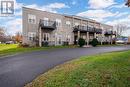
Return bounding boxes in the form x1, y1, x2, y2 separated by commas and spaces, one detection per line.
104, 31, 116, 35
39, 19, 56, 30
73, 25, 102, 34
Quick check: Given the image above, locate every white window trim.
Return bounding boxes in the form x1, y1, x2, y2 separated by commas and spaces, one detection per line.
28, 14, 36, 24
56, 19, 62, 27
44, 17, 49, 26
66, 21, 71, 27
28, 32, 36, 41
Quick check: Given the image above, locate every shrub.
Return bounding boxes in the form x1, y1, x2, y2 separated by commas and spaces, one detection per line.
63, 41, 69, 46
91, 38, 98, 47
19, 43, 29, 48
42, 42, 49, 47
78, 38, 85, 47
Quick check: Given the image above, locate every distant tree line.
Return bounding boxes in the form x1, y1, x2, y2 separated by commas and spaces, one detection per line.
0, 26, 22, 43
114, 23, 130, 37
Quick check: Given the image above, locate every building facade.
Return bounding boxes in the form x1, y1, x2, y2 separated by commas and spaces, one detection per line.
22, 7, 116, 46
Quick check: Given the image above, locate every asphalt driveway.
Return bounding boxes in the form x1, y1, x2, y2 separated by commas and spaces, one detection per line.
0, 45, 130, 87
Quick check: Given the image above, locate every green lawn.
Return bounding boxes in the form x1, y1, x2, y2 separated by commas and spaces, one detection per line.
25, 50, 130, 87
0, 44, 77, 57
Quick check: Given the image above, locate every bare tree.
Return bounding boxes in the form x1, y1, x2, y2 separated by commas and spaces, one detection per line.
0, 26, 6, 42
0, 26, 14, 42
13, 32, 22, 43
114, 23, 129, 37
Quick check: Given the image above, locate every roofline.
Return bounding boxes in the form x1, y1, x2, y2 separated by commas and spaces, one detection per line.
22, 7, 113, 27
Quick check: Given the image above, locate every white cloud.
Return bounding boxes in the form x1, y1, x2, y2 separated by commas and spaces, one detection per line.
46, 3, 69, 9
109, 3, 126, 9
0, 1, 69, 35
14, 1, 23, 10
25, 3, 69, 13
25, 4, 57, 13
106, 15, 130, 36
15, 10, 22, 16
5, 18, 22, 35
72, 1, 77, 5
88, 0, 115, 9
116, 12, 129, 18
106, 15, 130, 26
77, 9, 118, 22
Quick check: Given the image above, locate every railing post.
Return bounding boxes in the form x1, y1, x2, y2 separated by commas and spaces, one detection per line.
87, 32, 89, 46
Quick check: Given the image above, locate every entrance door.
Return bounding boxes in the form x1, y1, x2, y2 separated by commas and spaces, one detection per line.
57, 35, 62, 45
74, 35, 78, 45
42, 33, 50, 46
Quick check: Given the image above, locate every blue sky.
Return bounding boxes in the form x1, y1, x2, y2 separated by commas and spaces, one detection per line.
0, 0, 130, 36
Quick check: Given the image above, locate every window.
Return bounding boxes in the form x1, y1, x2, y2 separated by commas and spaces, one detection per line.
44, 17, 49, 26
28, 32, 36, 41
28, 14, 36, 24
66, 21, 71, 27
56, 19, 61, 27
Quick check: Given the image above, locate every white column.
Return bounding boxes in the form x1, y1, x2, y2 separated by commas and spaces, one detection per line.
101, 34, 104, 45
78, 31, 80, 40
111, 35, 113, 44
87, 32, 89, 46
39, 28, 42, 47
94, 33, 96, 38
109, 36, 111, 44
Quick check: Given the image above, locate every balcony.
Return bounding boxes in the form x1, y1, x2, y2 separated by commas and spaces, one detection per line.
73, 25, 102, 33
105, 31, 116, 35
95, 28, 102, 34
39, 19, 56, 30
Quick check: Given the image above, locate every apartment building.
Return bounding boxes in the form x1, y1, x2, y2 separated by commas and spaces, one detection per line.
22, 7, 116, 47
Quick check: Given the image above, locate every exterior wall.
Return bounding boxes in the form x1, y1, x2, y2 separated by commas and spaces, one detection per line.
22, 7, 115, 46
23, 7, 68, 46
100, 24, 114, 43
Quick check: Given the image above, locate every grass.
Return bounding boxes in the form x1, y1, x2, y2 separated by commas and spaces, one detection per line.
97, 44, 123, 47
25, 50, 130, 87
0, 44, 77, 57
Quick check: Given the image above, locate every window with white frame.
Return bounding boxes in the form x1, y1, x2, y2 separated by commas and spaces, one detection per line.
28, 14, 36, 24
28, 32, 36, 41
66, 21, 71, 27
56, 19, 61, 27
44, 17, 49, 26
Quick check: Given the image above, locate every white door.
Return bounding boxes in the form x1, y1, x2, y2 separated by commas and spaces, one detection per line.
56, 35, 62, 45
